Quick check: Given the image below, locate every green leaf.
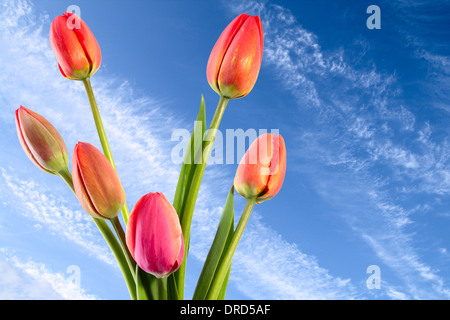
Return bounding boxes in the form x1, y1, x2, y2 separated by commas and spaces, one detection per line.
170, 95, 206, 300
192, 186, 235, 300
135, 265, 151, 300
215, 209, 235, 300
167, 273, 179, 300
173, 95, 206, 219
206, 198, 256, 300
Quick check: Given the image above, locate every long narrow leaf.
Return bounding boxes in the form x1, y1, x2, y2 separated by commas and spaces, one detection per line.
210, 198, 235, 300
167, 273, 179, 300
215, 208, 235, 300
192, 186, 235, 300
177, 96, 229, 299
173, 95, 206, 219
136, 265, 152, 300
170, 95, 206, 299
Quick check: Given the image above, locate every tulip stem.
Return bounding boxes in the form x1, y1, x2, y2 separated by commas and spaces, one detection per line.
110, 216, 137, 281
57, 167, 137, 300
93, 219, 137, 300
82, 77, 130, 225
176, 95, 229, 298
158, 277, 168, 300
57, 167, 76, 194
206, 197, 256, 300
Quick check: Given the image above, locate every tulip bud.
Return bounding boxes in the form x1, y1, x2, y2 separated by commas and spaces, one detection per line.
234, 133, 286, 203
126, 192, 184, 279
15, 106, 69, 175
72, 142, 125, 219
49, 12, 102, 80
207, 13, 264, 99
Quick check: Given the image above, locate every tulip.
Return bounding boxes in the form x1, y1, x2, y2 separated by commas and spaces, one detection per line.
126, 192, 184, 278
15, 106, 69, 175
207, 13, 264, 99
49, 12, 101, 80
234, 133, 286, 203
72, 142, 125, 219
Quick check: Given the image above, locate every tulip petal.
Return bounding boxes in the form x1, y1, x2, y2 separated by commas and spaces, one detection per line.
127, 193, 184, 278
50, 14, 91, 80
16, 106, 68, 174
207, 13, 247, 94
171, 235, 185, 274
65, 12, 102, 76
255, 16, 264, 62
72, 149, 102, 217
234, 133, 271, 198
15, 109, 51, 174
256, 134, 286, 203
234, 133, 286, 203
218, 15, 263, 99
72, 142, 125, 219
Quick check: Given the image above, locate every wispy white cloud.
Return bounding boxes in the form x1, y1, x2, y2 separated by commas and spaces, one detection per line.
0, 249, 97, 300
231, 214, 355, 299
1, 168, 114, 266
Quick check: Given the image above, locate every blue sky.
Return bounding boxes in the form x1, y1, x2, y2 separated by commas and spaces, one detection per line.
0, 0, 449, 300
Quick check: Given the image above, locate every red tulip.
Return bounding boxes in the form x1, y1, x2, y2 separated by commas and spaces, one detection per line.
49, 12, 101, 80
234, 133, 286, 203
207, 13, 264, 99
15, 106, 68, 175
72, 142, 125, 219
126, 192, 184, 278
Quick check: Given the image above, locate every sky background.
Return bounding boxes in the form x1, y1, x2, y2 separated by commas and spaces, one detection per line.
0, 0, 450, 300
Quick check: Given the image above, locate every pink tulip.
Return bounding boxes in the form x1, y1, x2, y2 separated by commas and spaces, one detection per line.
126, 192, 184, 278
72, 142, 126, 219
15, 106, 68, 175
234, 133, 286, 203
207, 13, 264, 99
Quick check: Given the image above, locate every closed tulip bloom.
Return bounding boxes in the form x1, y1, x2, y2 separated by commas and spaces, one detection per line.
234, 133, 286, 203
15, 106, 68, 175
49, 12, 101, 80
72, 142, 125, 219
126, 192, 184, 278
207, 13, 264, 99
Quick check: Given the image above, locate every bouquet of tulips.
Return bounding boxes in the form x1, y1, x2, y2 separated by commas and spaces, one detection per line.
15, 10, 286, 300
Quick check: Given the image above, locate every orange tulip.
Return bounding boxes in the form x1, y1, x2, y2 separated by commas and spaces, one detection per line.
126, 192, 184, 278
15, 106, 68, 175
207, 13, 264, 99
234, 133, 286, 203
49, 12, 101, 80
72, 142, 125, 219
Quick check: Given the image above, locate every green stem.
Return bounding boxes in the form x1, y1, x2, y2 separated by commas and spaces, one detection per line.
206, 198, 256, 300
94, 219, 136, 300
110, 216, 136, 282
82, 77, 130, 225
58, 167, 76, 193
158, 277, 168, 300
57, 167, 137, 300
168, 273, 179, 300
175, 95, 229, 298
